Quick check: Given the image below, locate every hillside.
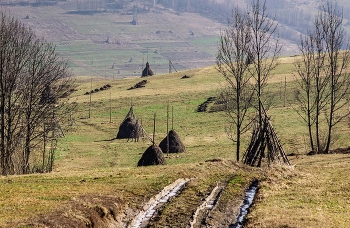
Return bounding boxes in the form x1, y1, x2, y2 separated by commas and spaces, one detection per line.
2, 0, 350, 77
0, 56, 350, 227
2, 2, 224, 77
0, 1, 350, 226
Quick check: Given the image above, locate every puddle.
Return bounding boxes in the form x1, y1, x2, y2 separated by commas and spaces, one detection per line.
129, 178, 190, 228
230, 180, 259, 228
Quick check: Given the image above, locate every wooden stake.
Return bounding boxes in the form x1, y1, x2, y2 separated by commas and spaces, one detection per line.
153, 112, 156, 145
172, 106, 174, 130
166, 102, 169, 156
109, 91, 112, 123
89, 77, 92, 118
284, 76, 287, 107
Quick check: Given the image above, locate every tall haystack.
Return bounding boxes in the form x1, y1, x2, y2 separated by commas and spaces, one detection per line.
116, 106, 143, 140
141, 62, 154, 77
137, 144, 166, 166
159, 130, 185, 153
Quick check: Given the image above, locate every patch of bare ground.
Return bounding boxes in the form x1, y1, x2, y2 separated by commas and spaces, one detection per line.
147, 161, 261, 227
11, 160, 264, 228
12, 194, 138, 228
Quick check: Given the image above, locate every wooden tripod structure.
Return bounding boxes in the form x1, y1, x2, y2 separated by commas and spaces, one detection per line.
242, 102, 290, 167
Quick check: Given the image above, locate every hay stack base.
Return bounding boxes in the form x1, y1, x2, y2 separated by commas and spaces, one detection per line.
138, 145, 166, 166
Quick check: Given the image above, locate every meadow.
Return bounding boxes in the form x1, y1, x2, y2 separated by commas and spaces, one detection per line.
4, 4, 223, 77
0, 57, 350, 227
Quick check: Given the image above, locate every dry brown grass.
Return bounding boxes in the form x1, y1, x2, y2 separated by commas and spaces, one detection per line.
1, 57, 350, 227
246, 154, 350, 228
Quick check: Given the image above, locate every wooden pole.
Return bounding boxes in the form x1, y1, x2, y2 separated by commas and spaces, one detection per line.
167, 102, 169, 156
169, 60, 171, 74
153, 112, 156, 145
109, 91, 112, 123
284, 76, 287, 107
43, 123, 46, 171
172, 106, 174, 130
146, 54, 149, 76
89, 77, 92, 118
280, 77, 282, 100
141, 56, 144, 76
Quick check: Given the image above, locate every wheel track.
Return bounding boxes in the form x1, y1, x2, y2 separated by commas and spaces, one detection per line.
128, 178, 190, 228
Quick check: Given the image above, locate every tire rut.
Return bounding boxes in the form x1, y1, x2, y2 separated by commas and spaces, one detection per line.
189, 183, 226, 227
129, 178, 190, 228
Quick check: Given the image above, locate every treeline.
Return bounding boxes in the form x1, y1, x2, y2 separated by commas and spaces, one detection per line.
0, 13, 73, 175
0, 0, 65, 7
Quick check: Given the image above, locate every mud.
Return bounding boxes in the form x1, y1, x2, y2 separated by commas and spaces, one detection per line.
190, 183, 225, 227
129, 178, 190, 228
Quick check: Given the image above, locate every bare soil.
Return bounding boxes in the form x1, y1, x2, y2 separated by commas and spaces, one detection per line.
9, 160, 262, 228
8, 153, 350, 228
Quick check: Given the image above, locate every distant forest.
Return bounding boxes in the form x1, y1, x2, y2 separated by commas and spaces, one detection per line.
2, 0, 350, 43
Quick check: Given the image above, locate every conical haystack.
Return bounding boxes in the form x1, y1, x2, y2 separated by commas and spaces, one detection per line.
116, 106, 143, 140
141, 62, 154, 77
159, 130, 185, 153
137, 144, 166, 166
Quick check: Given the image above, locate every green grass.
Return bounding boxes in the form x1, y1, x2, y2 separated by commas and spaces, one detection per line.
7, 4, 226, 77
1, 56, 350, 227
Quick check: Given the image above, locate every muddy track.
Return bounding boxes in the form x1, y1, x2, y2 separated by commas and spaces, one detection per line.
129, 178, 190, 228
138, 177, 258, 228
12, 172, 258, 227
189, 183, 226, 227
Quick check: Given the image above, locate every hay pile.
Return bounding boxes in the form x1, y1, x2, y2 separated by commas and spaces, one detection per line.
116, 117, 142, 139
137, 145, 166, 166
116, 106, 143, 140
128, 80, 147, 90
141, 62, 154, 77
159, 130, 185, 153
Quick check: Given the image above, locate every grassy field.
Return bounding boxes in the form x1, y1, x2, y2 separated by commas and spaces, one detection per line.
0, 57, 350, 227
4, 3, 224, 77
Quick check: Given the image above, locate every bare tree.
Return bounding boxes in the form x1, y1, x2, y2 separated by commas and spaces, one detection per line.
321, 3, 350, 153
21, 40, 72, 174
0, 14, 34, 175
294, 2, 350, 153
216, 6, 255, 161
294, 25, 331, 152
294, 31, 318, 152
0, 13, 73, 175
216, 0, 281, 162
249, 0, 281, 126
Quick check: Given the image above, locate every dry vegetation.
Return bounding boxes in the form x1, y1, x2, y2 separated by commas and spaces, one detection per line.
246, 154, 350, 228
0, 56, 350, 227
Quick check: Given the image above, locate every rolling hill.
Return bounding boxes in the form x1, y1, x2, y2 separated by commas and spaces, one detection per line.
0, 1, 350, 227
0, 56, 349, 227
2, 0, 350, 77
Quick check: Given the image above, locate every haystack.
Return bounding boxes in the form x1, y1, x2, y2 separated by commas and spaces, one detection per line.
159, 130, 185, 153
141, 62, 154, 77
40, 84, 57, 105
116, 106, 143, 140
137, 144, 166, 166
